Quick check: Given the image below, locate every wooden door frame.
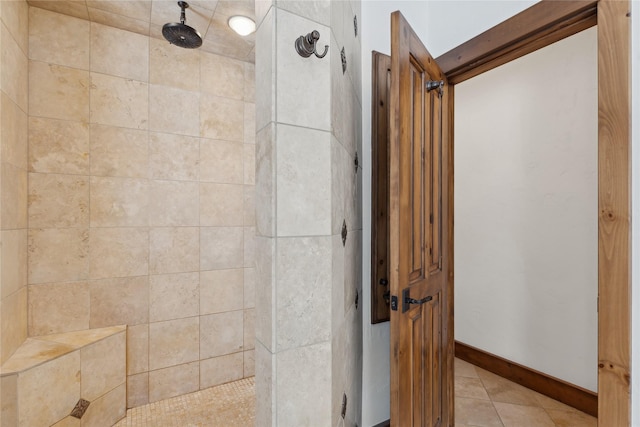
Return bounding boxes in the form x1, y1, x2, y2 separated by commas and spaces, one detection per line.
436, 0, 631, 425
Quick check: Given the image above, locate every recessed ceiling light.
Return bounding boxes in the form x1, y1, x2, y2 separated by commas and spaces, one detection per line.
228, 15, 256, 36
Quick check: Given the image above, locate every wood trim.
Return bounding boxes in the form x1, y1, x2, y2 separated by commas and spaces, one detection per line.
596, 1, 631, 425
370, 51, 391, 324
455, 341, 598, 417
437, 0, 597, 84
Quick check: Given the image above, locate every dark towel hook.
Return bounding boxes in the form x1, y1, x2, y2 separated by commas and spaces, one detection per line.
295, 30, 329, 59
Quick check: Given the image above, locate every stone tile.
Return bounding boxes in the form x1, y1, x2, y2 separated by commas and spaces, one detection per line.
149, 227, 199, 274
200, 268, 244, 315
90, 22, 149, 81
455, 357, 479, 378
493, 402, 555, 427
1, 374, 18, 427
149, 180, 199, 226
200, 227, 244, 270
87, 6, 150, 37
243, 143, 255, 184
276, 342, 331, 427
200, 139, 243, 184
28, 282, 89, 336
28, 173, 89, 228
52, 416, 80, 427
1, 162, 27, 229
80, 383, 126, 427
89, 228, 148, 279
254, 237, 274, 351
200, 52, 244, 99
29, 61, 89, 122
1, 0, 28, 53
17, 351, 80, 427
255, 341, 275, 427
276, 124, 331, 236
200, 352, 244, 389
244, 185, 256, 226
37, 326, 125, 348
243, 267, 255, 309
0, 288, 27, 364
28, 228, 89, 284
455, 376, 491, 401
255, 124, 275, 237
90, 124, 148, 179
1, 24, 28, 112
27, 1, 89, 20
200, 311, 244, 359
90, 176, 148, 227
455, 397, 503, 427
1, 93, 28, 170
244, 226, 255, 268
200, 183, 244, 226
89, 276, 149, 327
276, 236, 331, 351
254, 7, 274, 131
244, 102, 256, 143
243, 309, 255, 351
478, 368, 542, 406
244, 62, 255, 102
532, 391, 576, 411
29, 7, 90, 69
278, 0, 330, 25
276, 9, 330, 130
126, 324, 149, 375
149, 37, 200, 92
81, 331, 126, 401
149, 84, 200, 137
148, 361, 199, 403
546, 408, 597, 427
90, 72, 148, 129
149, 272, 199, 322
243, 349, 255, 377
149, 132, 199, 181
127, 372, 149, 408
28, 117, 90, 175
85, 1, 152, 25
149, 317, 199, 370
200, 93, 244, 141
1, 229, 27, 298
0, 338, 74, 374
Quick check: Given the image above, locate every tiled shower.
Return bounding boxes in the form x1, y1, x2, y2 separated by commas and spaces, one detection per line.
0, 0, 363, 425
1, 0, 257, 421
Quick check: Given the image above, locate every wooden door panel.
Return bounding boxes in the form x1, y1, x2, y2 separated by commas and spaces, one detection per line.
390, 11, 452, 427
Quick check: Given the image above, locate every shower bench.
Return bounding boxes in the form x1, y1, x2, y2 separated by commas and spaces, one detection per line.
0, 325, 126, 427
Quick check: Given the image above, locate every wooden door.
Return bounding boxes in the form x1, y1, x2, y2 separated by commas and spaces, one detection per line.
389, 11, 453, 427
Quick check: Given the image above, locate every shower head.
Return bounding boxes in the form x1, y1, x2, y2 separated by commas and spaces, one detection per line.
162, 1, 202, 49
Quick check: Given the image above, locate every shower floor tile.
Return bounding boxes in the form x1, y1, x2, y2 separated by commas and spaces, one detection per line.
113, 377, 255, 427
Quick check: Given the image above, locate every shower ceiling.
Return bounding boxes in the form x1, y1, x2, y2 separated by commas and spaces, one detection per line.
27, 0, 255, 62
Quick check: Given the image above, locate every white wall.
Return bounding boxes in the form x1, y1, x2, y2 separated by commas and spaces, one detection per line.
454, 27, 598, 391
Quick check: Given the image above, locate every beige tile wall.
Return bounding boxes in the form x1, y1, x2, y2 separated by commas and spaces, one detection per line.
0, 0, 30, 365
26, 6, 256, 407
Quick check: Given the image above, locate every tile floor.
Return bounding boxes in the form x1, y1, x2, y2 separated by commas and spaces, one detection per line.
455, 358, 597, 427
112, 359, 596, 426
113, 377, 255, 427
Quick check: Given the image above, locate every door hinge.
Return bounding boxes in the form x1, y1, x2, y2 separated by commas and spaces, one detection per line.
426, 80, 444, 97
391, 295, 398, 311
